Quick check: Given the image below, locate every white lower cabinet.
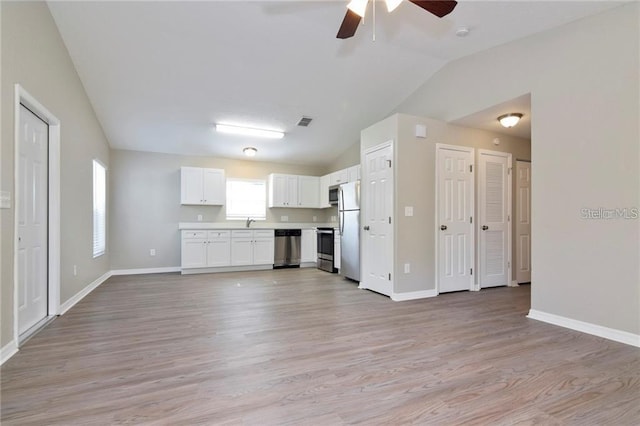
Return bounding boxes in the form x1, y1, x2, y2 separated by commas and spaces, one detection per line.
181, 230, 230, 269
231, 230, 274, 267
182, 229, 274, 273
301, 229, 317, 264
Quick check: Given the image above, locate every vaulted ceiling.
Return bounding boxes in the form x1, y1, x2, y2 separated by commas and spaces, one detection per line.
48, 1, 622, 166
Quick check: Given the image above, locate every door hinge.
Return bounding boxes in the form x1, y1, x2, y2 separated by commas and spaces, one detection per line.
388, 216, 391, 224
470, 268, 473, 275
470, 165, 473, 173
508, 167, 512, 175
508, 215, 510, 222
470, 216, 473, 224
387, 160, 392, 168
508, 261, 511, 268
388, 273, 391, 281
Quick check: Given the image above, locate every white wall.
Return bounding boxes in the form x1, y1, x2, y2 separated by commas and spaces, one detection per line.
109, 149, 331, 270
394, 4, 639, 334
1, 2, 111, 347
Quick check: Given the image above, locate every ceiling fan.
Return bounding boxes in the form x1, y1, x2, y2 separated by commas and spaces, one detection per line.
337, 0, 458, 39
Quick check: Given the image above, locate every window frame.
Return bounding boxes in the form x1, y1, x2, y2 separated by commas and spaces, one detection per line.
225, 178, 267, 221
92, 159, 107, 258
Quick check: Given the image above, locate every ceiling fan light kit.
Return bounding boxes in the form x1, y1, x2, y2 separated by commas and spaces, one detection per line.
337, 0, 458, 39
497, 113, 523, 128
216, 124, 284, 139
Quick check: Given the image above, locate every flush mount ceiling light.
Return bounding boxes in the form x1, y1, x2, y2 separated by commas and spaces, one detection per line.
216, 124, 284, 139
243, 147, 257, 157
497, 113, 524, 128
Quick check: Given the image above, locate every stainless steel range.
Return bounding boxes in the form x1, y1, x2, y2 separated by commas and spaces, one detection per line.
316, 227, 336, 273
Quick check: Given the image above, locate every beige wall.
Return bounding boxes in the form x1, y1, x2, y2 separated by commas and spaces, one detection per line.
327, 141, 361, 174
1, 2, 111, 347
109, 149, 331, 270
361, 114, 531, 294
394, 4, 639, 334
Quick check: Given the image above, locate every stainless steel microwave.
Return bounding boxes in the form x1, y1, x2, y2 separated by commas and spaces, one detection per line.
328, 185, 339, 205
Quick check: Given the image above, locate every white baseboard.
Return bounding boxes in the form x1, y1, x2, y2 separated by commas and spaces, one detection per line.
111, 266, 181, 276
59, 271, 112, 315
391, 289, 438, 301
1, 340, 18, 365
527, 309, 640, 348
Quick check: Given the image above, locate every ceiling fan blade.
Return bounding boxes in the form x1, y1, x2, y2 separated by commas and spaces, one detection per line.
336, 9, 362, 39
408, 0, 457, 18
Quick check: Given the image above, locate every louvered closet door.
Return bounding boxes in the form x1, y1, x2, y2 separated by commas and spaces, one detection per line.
479, 150, 511, 288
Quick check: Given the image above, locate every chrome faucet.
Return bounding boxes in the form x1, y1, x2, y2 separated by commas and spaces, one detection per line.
245, 217, 255, 228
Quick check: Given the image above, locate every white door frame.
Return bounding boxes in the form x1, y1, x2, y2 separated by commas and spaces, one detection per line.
13, 84, 61, 345
477, 149, 512, 288
359, 140, 394, 296
435, 143, 475, 294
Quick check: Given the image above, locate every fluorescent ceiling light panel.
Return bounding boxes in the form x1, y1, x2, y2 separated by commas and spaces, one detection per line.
216, 124, 284, 139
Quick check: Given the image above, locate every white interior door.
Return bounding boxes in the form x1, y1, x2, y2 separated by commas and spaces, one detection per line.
360, 142, 393, 296
436, 145, 474, 293
478, 150, 512, 288
17, 104, 49, 336
516, 160, 532, 283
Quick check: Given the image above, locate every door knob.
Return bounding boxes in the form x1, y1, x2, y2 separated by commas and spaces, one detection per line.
363, 226, 370, 231
482, 225, 489, 230
440, 225, 447, 231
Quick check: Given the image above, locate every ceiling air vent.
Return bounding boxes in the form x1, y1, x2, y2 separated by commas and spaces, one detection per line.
297, 116, 313, 127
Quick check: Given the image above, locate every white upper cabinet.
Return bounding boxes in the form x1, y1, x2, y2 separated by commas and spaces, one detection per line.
347, 165, 361, 182
319, 174, 331, 208
298, 176, 320, 208
181, 167, 225, 205
268, 174, 319, 208
329, 169, 348, 186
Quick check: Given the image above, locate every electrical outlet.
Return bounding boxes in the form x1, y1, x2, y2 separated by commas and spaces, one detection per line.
404, 263, 410, 274
405, 206, 414, 217
281, 216, 288, 222
197, 214, 203, 222
312, 216, 317, 222
73, 265, 77, 276
331, 216, 337, 222
150, 249, 156, 256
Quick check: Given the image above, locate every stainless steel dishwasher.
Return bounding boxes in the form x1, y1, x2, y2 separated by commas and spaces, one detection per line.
273, 229, 301, 268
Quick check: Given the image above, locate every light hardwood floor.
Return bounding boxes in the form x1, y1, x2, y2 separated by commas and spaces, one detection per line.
1, 269, 639, 425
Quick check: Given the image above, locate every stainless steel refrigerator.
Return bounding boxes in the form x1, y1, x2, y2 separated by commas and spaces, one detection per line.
338, 181, 360, 282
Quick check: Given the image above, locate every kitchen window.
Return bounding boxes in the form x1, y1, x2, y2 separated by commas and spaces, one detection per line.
92, 159, 107, 257
226, 178, 266, 220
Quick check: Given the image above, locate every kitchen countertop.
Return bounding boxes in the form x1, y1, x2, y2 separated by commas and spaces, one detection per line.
178, 222, 337, 230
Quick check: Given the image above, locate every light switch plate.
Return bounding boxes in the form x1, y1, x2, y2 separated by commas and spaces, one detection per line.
280, 216, 289, 222
0, 191, 10, 209
405, 206, 414, 217
415, 124, 427, 138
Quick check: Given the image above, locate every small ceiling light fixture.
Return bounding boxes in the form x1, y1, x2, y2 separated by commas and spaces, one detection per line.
456, 27, 470, 37
347, 0, 368, 17
216, 124, 284, 139
243, 147, 257, 157
497, 113, 523, 128
386, 0, 403, 12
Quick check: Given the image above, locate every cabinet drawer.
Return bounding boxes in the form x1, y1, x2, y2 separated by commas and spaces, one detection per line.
231, 230, 253, 238
253, 230, 274, 238
182, 230, 207, 239
208, 230, 230, 239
